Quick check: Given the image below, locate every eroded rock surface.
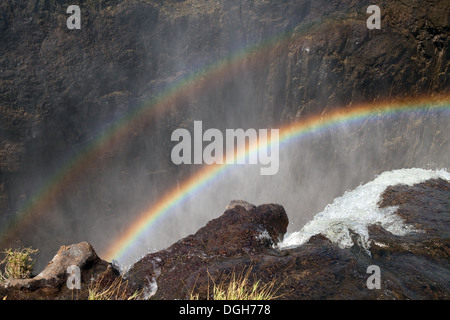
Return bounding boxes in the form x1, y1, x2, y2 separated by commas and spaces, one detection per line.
2, 177, 449, 300
124, 179, 449, 300
0, 242, 118, 300
1, 1, 449, 270
125, 202, 288, 299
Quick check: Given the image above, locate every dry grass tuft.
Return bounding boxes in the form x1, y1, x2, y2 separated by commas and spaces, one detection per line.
0, 247, 38, 281
88, 274, 142, 300
190, 266, 283, 300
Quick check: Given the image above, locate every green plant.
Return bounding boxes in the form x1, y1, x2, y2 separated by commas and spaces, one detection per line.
0, 247, 38, 280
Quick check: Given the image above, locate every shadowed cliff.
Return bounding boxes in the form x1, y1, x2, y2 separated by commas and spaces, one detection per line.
1, 0, 449, 272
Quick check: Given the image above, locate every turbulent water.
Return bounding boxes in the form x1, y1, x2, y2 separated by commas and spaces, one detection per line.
279, 168, 450, 252
1, 1, 449, 273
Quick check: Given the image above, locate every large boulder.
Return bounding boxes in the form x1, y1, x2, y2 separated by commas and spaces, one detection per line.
0, 242, 118, 300
125, 201, 289, 299
2, 178, 448, 300
125, 179, 450, 300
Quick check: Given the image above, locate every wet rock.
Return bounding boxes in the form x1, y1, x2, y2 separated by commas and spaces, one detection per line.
125, 201, 288, 299
2, 177, 449, 300
366, 178, 450, 299
1, 0, 449, 271
125, 179, 449, 300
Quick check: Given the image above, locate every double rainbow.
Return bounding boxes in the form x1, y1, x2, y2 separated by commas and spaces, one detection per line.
0, 11, 448, 265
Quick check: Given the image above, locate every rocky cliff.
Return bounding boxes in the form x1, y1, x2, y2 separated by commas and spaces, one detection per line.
124, 178, 450, 300
0, 0, 449, 288
1, 0, 449, 172
1, 177, 448, 300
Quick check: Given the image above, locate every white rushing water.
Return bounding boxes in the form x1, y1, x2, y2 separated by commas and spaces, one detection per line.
278, 168, 450, 252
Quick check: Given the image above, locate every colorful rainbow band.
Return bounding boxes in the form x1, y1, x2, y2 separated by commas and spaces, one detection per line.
102, 97, 450, 262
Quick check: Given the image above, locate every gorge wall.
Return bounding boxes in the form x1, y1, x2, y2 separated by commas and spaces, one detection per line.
1, 0, 449, 271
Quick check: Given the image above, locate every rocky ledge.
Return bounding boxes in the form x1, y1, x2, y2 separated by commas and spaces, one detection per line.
1, 179, 449, 300
0, 241, 118, 300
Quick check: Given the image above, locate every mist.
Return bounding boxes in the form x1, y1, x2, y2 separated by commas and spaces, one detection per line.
114, 108, 449, 266
13, 103, 449, 271
0, 0, 449, 273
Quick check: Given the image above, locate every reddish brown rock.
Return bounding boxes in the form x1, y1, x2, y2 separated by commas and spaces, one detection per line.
1, 177, 449, 300
125, 201, 288, 299
124, 178, 449, 300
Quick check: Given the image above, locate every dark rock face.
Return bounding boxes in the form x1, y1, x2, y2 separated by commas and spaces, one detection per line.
0, 242, 118, 300
2, 0, 449, 169
124, 199, 365, 300
123, 179, 450, 300
369, 178, 450, 299
0, 0, 449, 299
1, 1, 449, 269
1, 178, 448, 300
125, 202, 289, 299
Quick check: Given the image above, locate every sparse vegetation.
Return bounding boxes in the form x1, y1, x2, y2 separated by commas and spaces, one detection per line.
190, 267, 283, 300
0, 247, 38, 281
88, 275, 142, 300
